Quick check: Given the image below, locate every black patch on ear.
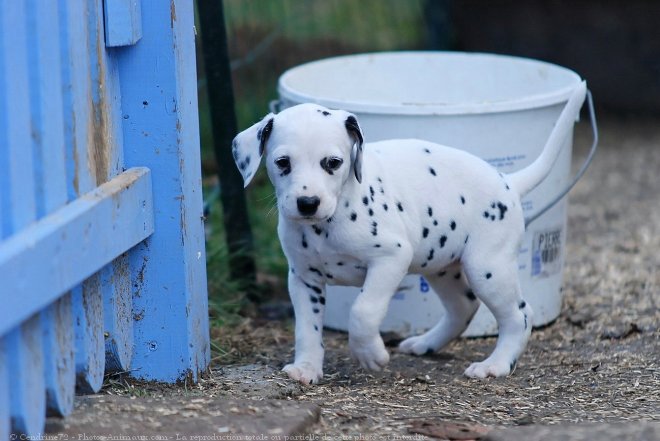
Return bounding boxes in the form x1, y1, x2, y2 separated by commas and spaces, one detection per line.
257, 118, 274, 156
345, 115, 363, 145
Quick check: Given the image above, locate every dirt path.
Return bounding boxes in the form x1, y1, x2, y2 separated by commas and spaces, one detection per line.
58, 117, 659, 438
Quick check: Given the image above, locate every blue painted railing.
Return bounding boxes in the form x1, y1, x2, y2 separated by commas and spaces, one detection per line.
0, 0, 210, 436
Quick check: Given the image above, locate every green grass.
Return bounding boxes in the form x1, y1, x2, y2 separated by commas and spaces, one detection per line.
200, 0, 427, 325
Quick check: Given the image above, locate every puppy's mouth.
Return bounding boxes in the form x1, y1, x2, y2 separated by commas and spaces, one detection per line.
290, 214, 330, 224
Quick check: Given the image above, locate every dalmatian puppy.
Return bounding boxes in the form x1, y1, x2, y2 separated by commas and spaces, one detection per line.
232, 81, 586, 385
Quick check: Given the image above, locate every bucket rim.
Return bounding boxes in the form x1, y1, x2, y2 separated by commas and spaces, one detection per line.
277, 51, 583, 116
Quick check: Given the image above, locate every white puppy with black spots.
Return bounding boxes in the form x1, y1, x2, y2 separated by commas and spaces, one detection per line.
232, 81, 586, 385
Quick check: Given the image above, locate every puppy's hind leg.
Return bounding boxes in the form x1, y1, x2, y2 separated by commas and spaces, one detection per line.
462, 259, 533, 378
399, 265, 480, 356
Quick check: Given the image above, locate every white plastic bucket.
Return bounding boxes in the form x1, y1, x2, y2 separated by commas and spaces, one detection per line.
275, 52, 583, 337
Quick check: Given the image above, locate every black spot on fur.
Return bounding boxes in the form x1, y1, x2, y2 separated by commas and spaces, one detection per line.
368, 208, 374, 216
397, 202, 404, 212
313, 308, 320, 314
304, 282, 323, 294
337, 261, 344, 266
317, 109, 331, 116
439, 235, 447, 248
302, 234, 308, 248
497, 202, 508, 220
423, 148, 431, 154
450, 220, 456, 230
466, 290, 476, 301
396, 243, 402, 248
454, 272, 461, 280
314, 325, 319, 331
383, 203, 388, 211
519, 300, 527, 309
429, 167, 436, 176
380, 187, 385, 195
313, 225, 323, 235
464, 235, 469, 244
319, 296, 326, 305
369, 186, 375, 198
433, 220, 438, 226
371, 221, 378, 236
344, 200, 350, 208
422, 227, 429, 238
374, 244, 381, 248
377, 177, 383, 183
310, 296, 319, 303
438, 271, 446, 277
428, 206, 433, 217
325, 273, 333, 279
309, 267, 323, 276
486, 272, 492, 279
350, 212, 357, 221
427, 248, 435, 261
491, 215, 496, 221
460, 196, 466, 204
421, 262, 428, 268
362, 196, 369, 206
483, 211, 490, 219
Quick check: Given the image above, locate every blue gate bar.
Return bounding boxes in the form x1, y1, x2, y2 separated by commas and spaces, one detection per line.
0, 167, 154, 336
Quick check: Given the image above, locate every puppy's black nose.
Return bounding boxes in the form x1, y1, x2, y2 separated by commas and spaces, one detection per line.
297, 196, 321, 216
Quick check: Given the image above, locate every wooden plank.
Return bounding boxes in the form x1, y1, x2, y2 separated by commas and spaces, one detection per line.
89, 0, 135, 375
25, 0, 76, 418
73, 280, 104, 393
103, 253, 133, 372
117, 0, 210, 382
8, 316, 45, 436
103, 0, 143, 47
58, 0, 107, 397
0, 2, 46, 436
0, 338, 9, 440
41, 296, 75, 416
0, 167, 154, 336
0, 1, 36, 234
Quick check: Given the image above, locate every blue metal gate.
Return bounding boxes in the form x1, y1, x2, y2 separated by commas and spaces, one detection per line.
0, 0, 210, 436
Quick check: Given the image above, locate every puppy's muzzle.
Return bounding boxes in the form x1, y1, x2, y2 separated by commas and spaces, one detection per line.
297, 196, 321, 216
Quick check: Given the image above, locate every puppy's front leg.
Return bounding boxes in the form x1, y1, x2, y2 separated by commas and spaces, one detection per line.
282, 270, 326, 385
349, 250, 412, 371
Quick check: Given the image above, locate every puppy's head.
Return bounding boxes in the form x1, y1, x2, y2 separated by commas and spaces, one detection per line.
232, 103, 363, 223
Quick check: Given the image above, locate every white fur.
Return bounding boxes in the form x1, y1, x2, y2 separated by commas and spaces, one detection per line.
233, 83, 586, 384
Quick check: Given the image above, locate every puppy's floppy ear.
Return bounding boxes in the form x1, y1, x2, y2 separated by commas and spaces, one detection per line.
345, 114, 364, 183
232, 114, 274, 187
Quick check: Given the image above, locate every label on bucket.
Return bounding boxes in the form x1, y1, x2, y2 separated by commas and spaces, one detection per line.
531, 227, 563, 278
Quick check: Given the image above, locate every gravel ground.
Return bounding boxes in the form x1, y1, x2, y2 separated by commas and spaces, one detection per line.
96, 116, 659, 438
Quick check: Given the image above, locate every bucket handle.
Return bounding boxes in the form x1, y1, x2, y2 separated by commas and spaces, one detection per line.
269, 99, 282, 114
524, 89, 598, 228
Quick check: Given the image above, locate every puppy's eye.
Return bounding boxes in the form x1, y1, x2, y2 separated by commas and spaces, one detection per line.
321, 157, 343, 174
274, 156, 291, 170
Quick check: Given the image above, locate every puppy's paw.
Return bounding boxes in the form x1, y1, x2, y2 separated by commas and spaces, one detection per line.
464, 359, 514, 378
283, 362, 323, 385
349, 335, 390, 371
398, 335, 437, 356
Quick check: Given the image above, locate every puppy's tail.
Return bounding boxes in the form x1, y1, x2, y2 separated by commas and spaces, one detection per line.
508, 81, 587, 197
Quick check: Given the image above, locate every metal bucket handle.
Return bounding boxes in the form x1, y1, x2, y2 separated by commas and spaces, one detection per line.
524, 89, 598, 227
